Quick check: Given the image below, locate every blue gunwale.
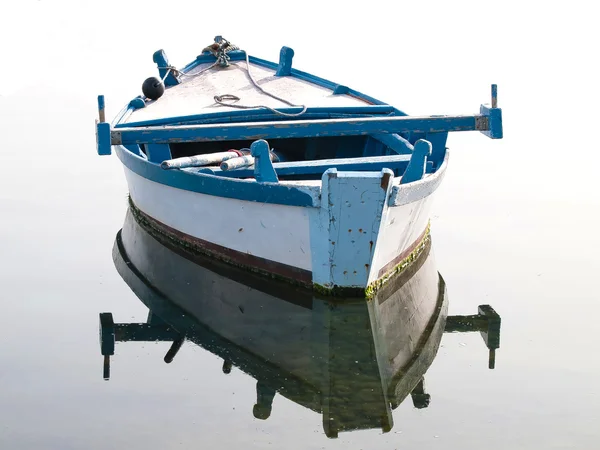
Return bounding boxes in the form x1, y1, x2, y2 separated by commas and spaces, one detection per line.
115, 144, 320, 208
116, 105, 398, 128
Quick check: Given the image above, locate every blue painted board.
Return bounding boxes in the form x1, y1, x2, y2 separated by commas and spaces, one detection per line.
96, 122, 111, 155
251, 140, 278, 183
196, 154, 411, 178
275, 47, 294, 76
113, 114, 487, 145
314, 169, 393, 288
400, 140, 431, 184
145, 144, 172, 163
480, 104, 503, 139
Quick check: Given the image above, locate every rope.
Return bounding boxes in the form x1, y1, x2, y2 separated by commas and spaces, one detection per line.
158, 61, 219, 82
225, 50, 307, 117
158, 37, 307, 118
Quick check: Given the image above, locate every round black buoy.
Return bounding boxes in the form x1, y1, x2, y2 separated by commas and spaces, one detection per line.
142, 77, 165, 100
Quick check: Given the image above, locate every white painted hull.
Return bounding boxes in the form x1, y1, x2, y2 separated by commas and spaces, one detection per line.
125, 167, 313, 271
122, 152, 448, 294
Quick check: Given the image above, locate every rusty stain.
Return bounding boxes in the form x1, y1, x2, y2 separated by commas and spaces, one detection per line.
365, 264, 369, 270
369, 240, 374, 252
381, 172, 392, 190
331, 241, 335, 245
343, 270, 348, 275
359, 228, 363, 233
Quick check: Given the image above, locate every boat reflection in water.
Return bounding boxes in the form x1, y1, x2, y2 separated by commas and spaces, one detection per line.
100, 208, 501, 438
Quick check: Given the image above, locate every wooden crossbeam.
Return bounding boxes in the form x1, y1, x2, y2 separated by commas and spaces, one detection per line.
111, 114, 489, 146
195, 154, 412, 178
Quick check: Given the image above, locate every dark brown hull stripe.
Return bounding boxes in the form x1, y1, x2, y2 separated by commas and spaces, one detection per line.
130, 198, 428, 292
377, 225, 431, 279
130, 201, 313, 286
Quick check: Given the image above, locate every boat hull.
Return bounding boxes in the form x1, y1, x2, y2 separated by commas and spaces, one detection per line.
112, 207, 448, 432
119, 148, 448, 296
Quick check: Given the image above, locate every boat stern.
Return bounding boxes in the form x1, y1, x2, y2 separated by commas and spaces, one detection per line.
311, 168, 394, 295
311, 148, 446, 297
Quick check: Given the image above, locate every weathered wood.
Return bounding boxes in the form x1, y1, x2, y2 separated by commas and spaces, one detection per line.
112, 114, 489, 145
96, 122, 111, 156
221, 155, 255, 171
97, 95, 105, 122
400, 140, 431, 185
198, 154, 412, 178
251, 140, 278, 183
161, 151, 242, 170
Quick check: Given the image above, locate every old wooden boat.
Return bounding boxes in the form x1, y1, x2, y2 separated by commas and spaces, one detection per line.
100, 207, 501, 438
95, 36, 504, 296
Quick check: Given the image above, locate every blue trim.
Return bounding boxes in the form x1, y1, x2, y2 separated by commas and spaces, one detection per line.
251, 140, 278, 182
480, 104, 503, 139
400, 140, 431, 184
97, 122, 111, 155
146, 144, 171, 163
312, 168, 393, 288
129, 97, 145, 110
153, 50, 179, 86
275, 46, 294, 76
115, 145, 317, 208
115, 105, 397, 128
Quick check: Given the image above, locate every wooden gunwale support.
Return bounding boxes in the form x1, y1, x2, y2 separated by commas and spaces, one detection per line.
108, 113, 498, 146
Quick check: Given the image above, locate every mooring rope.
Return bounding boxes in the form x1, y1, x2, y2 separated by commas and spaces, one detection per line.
219, 50, 307, 117
159, 37, 307, 118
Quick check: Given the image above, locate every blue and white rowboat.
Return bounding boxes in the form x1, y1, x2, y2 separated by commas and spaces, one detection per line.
95, 36, 504, 296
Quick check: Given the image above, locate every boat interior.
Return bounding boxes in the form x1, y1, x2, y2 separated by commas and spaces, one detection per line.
110, 40, 453, 183
128, 129, 447, 182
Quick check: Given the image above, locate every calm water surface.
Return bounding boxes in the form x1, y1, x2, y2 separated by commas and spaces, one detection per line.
1, 2, 599, 449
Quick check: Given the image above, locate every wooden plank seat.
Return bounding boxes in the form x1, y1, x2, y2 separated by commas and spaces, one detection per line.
192, 154, 414, 179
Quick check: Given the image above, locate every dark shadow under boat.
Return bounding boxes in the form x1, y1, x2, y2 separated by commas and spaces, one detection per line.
100, 207, 500, 438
